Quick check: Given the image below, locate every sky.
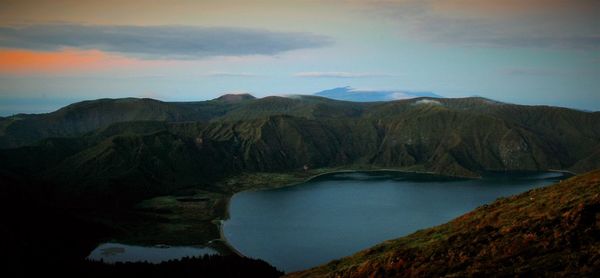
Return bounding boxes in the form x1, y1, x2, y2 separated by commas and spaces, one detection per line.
0, 0, 598, 115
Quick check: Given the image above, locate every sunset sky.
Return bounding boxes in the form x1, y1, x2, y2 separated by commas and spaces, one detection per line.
0, 0, 598, 115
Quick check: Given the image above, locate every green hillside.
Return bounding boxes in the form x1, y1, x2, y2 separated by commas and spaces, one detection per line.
1, 96, 599, 208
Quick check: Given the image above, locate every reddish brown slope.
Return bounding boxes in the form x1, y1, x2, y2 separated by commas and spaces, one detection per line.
288, 170, 600, 277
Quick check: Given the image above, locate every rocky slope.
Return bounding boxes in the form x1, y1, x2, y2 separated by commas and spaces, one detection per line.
287, 170, 600, 277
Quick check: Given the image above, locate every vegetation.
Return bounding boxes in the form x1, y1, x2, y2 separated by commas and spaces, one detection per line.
1, 95, 599, 275
98, 169, 345, 247
287, 170, 600, 277
3, 96, 599, 176
15, 254, 283, 277
2, 96, 599, 209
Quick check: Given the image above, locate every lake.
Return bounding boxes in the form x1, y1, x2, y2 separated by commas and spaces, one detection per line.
87, 242, 217, 263
223, 171, 566, 272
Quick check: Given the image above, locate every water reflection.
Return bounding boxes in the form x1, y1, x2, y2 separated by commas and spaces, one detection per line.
87, 242, 217, 264
224, 171, 566, 272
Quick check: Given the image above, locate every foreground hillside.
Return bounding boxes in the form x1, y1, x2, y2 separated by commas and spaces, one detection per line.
288, 170, 600, 277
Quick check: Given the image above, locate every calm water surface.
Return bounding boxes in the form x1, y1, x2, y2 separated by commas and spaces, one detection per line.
223, 171, 566, 272
87, 243, 217, 263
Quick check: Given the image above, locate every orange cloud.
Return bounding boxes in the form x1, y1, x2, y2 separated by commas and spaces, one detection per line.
0, 48, 142, 75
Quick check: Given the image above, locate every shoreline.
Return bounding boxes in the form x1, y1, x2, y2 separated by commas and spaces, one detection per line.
232, 167, 475, 194
211, 167, 479, 256
82, 167, 577, 265
211, 219, 245, 257
212, 167, 574, 257
547, 169, 577, 176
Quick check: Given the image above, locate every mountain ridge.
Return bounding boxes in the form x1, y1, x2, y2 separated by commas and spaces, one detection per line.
1, 95, 599, 207
1, 95, 596, 148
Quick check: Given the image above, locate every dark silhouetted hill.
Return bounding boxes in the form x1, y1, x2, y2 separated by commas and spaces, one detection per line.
1, 96, 599, 207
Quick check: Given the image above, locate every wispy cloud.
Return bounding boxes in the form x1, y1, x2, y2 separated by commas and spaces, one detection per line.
500, 67, 597, 77
0, 24, 333, 59
202, 72, 260, 77
501, 68, 565, 77
413, 18, 600, 50
294, 72, 397, 78
355, 0, 600, 50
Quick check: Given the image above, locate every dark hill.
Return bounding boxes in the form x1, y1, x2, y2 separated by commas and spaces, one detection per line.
214, 93, 256, 102
0, 98, 216, 148
287, 170, 600, 277
1, 96, 599, 207
0, 95, 364, 148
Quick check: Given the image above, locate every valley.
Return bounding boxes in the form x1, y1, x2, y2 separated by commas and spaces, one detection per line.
1, 95, 599, 275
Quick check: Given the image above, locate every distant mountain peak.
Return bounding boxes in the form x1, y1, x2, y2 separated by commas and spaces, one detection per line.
315, 86, 442, 102
214, 93, 256, 102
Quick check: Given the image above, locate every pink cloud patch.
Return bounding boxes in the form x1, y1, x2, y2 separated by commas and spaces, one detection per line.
0, 48, 164, 75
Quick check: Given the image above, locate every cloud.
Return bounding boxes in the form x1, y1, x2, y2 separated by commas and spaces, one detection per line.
500, 67, 597, 78
412, 17, 600, 50
354, 0, 600, 50
413, 99, 442, 106
501, 68, 565, 77
294, 72, 397, 78
202, 72, 260, 77
0, 24, 333, 59
0, 49, 138, 75
315, 86, 442, 102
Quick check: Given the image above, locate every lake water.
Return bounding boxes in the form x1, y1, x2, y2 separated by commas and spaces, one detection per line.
87, 242, 217, 263
223, 171, 566, 272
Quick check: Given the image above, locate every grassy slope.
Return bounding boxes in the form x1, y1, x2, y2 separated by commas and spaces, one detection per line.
288, 170, 600, 277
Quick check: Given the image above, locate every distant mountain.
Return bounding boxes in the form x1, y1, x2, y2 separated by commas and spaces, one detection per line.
288, 170, 600, 277
315, 86, 442, 102
1, 95, 599, 208
214, 93, 256, 102
0, 95, 369, 148
0, 97, 237, 148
